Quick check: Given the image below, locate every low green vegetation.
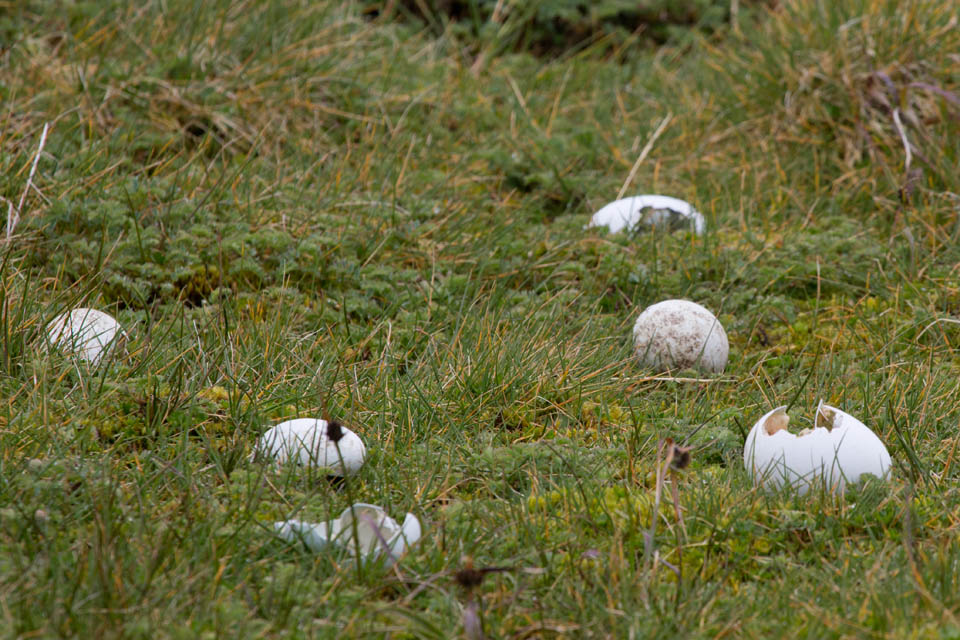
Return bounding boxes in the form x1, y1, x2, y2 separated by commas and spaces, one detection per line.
2, 0, 959, 637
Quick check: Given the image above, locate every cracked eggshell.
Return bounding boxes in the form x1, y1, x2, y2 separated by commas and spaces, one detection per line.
632, 299, 728, 373
46, 308, 125, 366
744, 403, 892, 494
256, 418, 366, 476
589, 195, 705, 235
274, 503, 422, 566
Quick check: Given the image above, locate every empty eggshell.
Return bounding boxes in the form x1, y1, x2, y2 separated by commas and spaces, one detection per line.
743, 402, 892, 494
632, 299, 728, 373
274, 503, 422, 566
255, 418, 365, 476
46, 308, 125, 366
589, 195, 705, 235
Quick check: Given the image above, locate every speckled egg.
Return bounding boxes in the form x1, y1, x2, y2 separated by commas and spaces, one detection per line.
632, 299, 728, 373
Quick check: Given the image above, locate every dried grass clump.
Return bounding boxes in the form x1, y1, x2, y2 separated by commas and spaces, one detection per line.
705, 0, 960, 194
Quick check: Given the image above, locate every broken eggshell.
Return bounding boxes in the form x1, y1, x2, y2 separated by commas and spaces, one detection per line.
632, 299, 728, 373
274, 503, 422, 566
46, 308, 125, 366
743, 403, 892, 494
255, 418, 366, 476
589, 195, 705, 235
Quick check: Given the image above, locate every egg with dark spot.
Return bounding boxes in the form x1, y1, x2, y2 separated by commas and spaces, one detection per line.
255, 418, 366, 476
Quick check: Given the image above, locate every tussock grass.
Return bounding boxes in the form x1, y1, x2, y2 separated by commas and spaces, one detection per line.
2, 0, 960, 637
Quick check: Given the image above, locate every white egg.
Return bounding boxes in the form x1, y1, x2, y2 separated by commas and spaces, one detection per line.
743, 402, 892, 494
46, 308, 125, 366
274, 503, 422, 566
632, 299, 728, 373
256, 418, 366, 476
589, 195, 705, 235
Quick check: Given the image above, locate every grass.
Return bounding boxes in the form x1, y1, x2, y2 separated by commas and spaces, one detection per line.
2, 0, 960, 637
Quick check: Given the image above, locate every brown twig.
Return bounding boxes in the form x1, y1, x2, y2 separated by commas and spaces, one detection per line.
454, 556, 513, 640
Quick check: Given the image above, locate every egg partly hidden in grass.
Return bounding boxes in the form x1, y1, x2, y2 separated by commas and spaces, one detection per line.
46, 308, 125, 366
589, 195, 705, 235
256, 418, 366, 476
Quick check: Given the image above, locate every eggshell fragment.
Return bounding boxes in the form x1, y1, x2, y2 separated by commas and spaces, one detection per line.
632, 299, 728, 373
274, 503, 422, 566
256, 418, 366, 476
46, 308, 125, 366
743, 403, 892, 494
589, 195, 705, 235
